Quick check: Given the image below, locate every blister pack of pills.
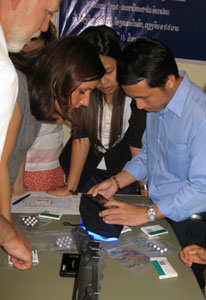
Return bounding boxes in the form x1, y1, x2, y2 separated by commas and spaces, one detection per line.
21, 216, 39, 228
127, 233, 177, 257
51, 230, 78, 253
105, 242, 151, 275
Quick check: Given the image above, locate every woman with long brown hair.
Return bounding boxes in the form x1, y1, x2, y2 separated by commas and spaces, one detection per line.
0, 35, 105, 221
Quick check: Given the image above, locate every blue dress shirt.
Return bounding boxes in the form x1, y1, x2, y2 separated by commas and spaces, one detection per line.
123, 71, 206, 221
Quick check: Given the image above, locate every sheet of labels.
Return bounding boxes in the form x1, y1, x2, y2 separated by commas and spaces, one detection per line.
11, 191, 80, 215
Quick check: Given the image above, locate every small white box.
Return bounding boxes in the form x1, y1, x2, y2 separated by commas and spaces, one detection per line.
8, 249, 39, 266
141, 225, 168, 238
150, 257, 178, 279
39, 212, 62, 220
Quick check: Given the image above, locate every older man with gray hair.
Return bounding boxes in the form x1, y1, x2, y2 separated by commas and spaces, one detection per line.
0, 0, 60, 158
0, 0, 61, 270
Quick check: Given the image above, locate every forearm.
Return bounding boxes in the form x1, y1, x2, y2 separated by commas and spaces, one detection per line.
129, 146, 140, 158
0, 162, 12, 221
0, 214, 32, 270
0, 214, 17, 246
66, 138, 90, 191
129, 146, 148, 196
124, 142, 148, 182
13, 157, 27, 197
113, 170, 137, 190
0, 102, 21, 221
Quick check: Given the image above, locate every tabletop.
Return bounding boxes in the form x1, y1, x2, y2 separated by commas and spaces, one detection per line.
0, 194, 203, 300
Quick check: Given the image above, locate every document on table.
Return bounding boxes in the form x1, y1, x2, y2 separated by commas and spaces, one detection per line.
11, 191, 80, 215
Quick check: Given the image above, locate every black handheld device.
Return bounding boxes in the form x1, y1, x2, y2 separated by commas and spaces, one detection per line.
80, 193, 123, 238
60, 253, 81, 277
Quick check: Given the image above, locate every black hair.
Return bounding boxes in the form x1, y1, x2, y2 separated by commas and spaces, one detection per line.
74, 25, 125, 150
79, 25, 123, 61
118, 37, 179, 88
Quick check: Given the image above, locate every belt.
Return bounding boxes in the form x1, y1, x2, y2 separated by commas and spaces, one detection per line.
190, 212, 206, 222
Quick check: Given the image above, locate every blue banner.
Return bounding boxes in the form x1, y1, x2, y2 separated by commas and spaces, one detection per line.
59, 0, 206, 62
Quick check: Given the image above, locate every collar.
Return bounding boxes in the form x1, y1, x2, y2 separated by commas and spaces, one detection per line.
0, 24, 8, 55
164, 71, 191, 118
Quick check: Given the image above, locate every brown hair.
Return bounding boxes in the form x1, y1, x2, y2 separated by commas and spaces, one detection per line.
11, 35, 105, 122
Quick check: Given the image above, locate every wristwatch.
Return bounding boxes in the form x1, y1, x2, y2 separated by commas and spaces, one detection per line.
146, 205, 157, 222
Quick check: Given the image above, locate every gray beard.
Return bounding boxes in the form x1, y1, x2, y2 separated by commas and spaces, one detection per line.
6, 38, 27, 53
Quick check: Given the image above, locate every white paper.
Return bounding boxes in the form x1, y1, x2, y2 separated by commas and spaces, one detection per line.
11, 191, 80, 215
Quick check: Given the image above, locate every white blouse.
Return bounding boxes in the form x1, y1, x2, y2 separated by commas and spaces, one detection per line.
97, 96, 132, 170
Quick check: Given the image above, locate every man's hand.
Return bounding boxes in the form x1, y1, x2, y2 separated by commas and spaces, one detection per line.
99, 200, 148, 226
3, 230, 32, 270
0, 215, 32, 270
179, 245, 206, 267
88, 178, 117, 199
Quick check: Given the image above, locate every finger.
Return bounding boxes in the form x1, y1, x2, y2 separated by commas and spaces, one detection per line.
11, 255, 32, 269
184, 245, 199, 253
46, 189, 59, 194
188, 250, 198, 256
180, 253, 193, 266
91, 187, 99, 196
104, 200, 124, 208
179, 251, 184, 260
180, 253, 188, 264
99, 207, 121, 217
13, 260, 32, 270
185, 262, 192, 267
182, 251, 189, 261
103, 216, 127, 225
87, 185, 98, 195
46, 190, 54, 195
181, 247, 193, 261
187, 246, 203, 255
179, 255, 190, 266
101, 209, 127, 221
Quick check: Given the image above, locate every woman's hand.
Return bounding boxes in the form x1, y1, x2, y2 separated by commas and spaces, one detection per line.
46, 186, 72, 197
12, 184, 27, 197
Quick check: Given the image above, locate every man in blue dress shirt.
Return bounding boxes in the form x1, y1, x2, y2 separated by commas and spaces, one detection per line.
89, 38, 206, 289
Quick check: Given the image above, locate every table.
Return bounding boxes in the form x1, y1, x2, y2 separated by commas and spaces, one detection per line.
0, 195, 203, 300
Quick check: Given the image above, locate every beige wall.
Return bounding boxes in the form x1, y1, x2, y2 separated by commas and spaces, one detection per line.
177, 60, 206, 89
